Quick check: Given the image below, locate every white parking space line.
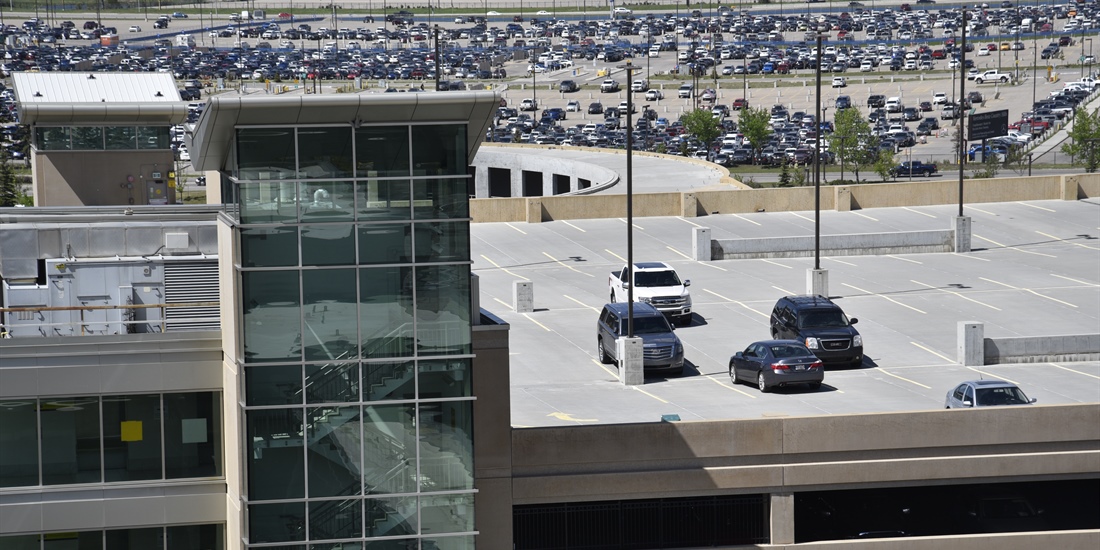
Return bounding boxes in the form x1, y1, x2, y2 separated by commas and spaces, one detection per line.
561, 221, 586, 232
761, 259, 793, 269
543, 252, 594, 276
843, 283, 926, 314
828, 258, 858, 267
1018, 202, 1056, 212
953, 253, 992, 262
633, 386, 670, 404
911, 341, 954, 363
565, 295, 601, 312
666, 245, 691, 259
605, 248, 627, 262
966, 205, 997, 216
903, 207, 937, 218
974, 234, 1057, 258
791, 212, 814, 223
706, 375, 757, 399
698, 262, 728, 271
480, 254, 530, 280
505, 223, 527, 235
679, 218, 705, 228
1052, 274, 1099, 286
887, 255, 922, 264
772, 285, 795, 296
1036, 230, 1100, 250
979, 277, 1078, 308
732, 214, 762, 226
618, 218, 644, 230
1049, 363, 1100, 380
880, 369, 932, 389
966, 367, 1021, 386
851, 211, 878, 222
911, 279, 1001, 310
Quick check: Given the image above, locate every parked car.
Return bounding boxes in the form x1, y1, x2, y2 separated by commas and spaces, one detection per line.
566, 100, 581, 112
559, 79, 578, 93
587, 101, 604, 114
645, 89, 664, 101
596, 302, 685, 376
945, 380, 1037, 408
730, 340, 824, 392
770, 295, 863, 368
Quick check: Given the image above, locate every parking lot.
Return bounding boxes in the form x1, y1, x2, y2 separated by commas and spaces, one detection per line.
470, 198, 1100, 427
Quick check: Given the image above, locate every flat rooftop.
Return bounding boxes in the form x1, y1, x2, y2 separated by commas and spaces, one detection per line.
470, 198, 1100, 427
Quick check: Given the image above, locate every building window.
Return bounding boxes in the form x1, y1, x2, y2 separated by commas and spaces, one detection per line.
237, 128, 296, 179
0, 400, 39, 487
70, 126, 104, 150
103, 393, 162, 482
355, 126, 410, 177
35, 127, 71, 150
297, 127, 353, 179
105, 126, 138, 150
241, 270, 302, 363
412, 125, 467, 176
41, 396, 102, 485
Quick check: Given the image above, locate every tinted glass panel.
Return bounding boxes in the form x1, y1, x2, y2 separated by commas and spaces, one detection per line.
363, 361, 415, 402
247, 408, 305, 500
302, 269, 359, 360
412, 125, 467, 175
309, 499, 362, 540
360, 267, 414, 359
424, 535, 476, 550
241, 227, 299, 267
237, 128, 296, 179
362, 539, 416, 550
307, 406, 361, 498
363, 404, 415, 495
364, 496, 417, 537
103, 394, 162, 482
301, 181, 355, 222
41, 396, 101, 485
411, 221, 469, 263
249, 501, 307, 543
166, 524, 225, 550
357, 223, 409, 265
105, 527, 162, 549
0, 535, 40, 550
298, 127, 353, 179
246, 365, 303, 406
357, 180, 412, 221
240, 181, 300, 224
301, 225, 355, 266
0, 400, 39, 487
71, 126, 104, 150
36, 126, 71, 150
414, 178, 469, 219
306, 363, 360, 404
104, 126, 137, 150
355, 126, 409, 177
242, 270, 302, 363
421, 494, 476, 534
137, 126, 171, 150
164, 392, 222, 479
418, 401, 474, 491
414, 265, 471, 356
418, 359, 471, 400
43, 531, 102, 550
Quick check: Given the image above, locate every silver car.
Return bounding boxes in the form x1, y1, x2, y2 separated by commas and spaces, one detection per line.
944, 380, 1036, 408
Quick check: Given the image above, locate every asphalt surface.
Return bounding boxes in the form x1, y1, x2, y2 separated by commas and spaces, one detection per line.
470, 198, 1100, 427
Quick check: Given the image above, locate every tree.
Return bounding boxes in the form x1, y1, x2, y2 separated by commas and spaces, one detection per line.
829, 107, 873, 183
679, 108, 722, 150
1062, 108, 1100, 173
0, 149, 22, 207
872, 147, 897, 182
738, 106, 772, 165
777, 159, 793, 187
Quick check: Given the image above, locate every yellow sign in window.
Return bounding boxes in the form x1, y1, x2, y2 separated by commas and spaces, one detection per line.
120, 420, 143, 442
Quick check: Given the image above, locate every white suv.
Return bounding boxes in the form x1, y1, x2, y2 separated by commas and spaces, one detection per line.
678, 83, 694, 98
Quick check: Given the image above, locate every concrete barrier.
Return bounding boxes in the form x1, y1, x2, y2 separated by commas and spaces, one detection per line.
711, 229, 955, 260
984, 334, 1100, 364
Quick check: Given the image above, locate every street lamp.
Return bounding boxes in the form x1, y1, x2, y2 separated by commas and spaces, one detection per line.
619, 61, 642, 337
813, 33, 823, 272
958, 9, 968, 218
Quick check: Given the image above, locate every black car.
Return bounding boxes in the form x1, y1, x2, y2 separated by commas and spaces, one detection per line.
967, 91, 984, 104
770, 295, 863, 367
559, 79, 578, 93
587, 101, 604, 114
902, 107, 921, 121
835, 95, 852, 110
729, 340, 824, 392
867, 94, 886, 108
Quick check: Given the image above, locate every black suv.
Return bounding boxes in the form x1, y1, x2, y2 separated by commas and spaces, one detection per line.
769, 295, 863, 367
867, 94, 886, 108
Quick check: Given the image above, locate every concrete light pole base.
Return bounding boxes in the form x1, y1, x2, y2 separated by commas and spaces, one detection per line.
513, 281, 533, 313
618, 337, 644, 386
954, 216, 972, 253
806, 268, 829, 297
958, 321, 985, 366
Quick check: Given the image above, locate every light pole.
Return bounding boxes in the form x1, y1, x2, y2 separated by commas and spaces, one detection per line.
958, 9, 968, 218
619, 61, 641, 338
1088, 38, 1095, 77
813, 33, 823, 272
1082, 34, 1088, 77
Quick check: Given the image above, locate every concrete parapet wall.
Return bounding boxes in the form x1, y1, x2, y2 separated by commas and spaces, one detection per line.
984, 334, 1100, 364
712, 230, 954, 259
472, 145, 621, 195
469, 172, 1100, 223
510, 405, 1100, 504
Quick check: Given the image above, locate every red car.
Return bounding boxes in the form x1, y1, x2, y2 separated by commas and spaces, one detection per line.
732, 98, 749, 110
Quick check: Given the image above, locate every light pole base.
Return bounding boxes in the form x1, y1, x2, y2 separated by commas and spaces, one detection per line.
618, 337, 644, 386
807, 268, 829, 297
954, 216, 972, 253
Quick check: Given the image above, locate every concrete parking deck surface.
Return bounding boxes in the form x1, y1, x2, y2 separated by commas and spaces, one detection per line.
470, 198, 1100, 427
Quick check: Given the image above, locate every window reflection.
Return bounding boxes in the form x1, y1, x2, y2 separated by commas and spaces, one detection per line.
41, 396, 101, 485
247, 408, 305, 500
307, 407, 362, 498
356, 180, 412, 221
418, 401, 474, 492
414, 178, 470, 220
355, 126, 410, 177
242, 270, 302, 363
414, 265, 471, 356
249, 502, 307, 543
298, 127, 353, 179
363, 405, 415, 495
360, 267, 414, 359
105, 126, 137, 150
412, 125, 467, 176
103, 394, 162, 482
309, 499, 362, 541
36, 126, 71, 150
0, 400, 38, 487
301, 224, 355, 267
300, 181, 355, 222
71, 126, 104, 150
237, 128, 296, 179
303, 269, 359, 360
164, 392, 222, 479
364, 496, 417, 537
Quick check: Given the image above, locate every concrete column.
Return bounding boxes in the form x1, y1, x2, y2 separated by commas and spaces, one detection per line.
525, 198, 543, 224
692, 227, 711, 261
770, 492, 795, 545
954, 216, 972, 253
473, 165, 490, 198
618, 337, 643, 386
834, 185, 852, 212
681, 192, 698, 217
1061, 174, 1080, 200
806, 268, 829, 297
510, 167, 523, 198
513, 281, 533, 313
958, 321, 984, 366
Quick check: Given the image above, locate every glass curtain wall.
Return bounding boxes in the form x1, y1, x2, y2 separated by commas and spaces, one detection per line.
233, 123, 476, 550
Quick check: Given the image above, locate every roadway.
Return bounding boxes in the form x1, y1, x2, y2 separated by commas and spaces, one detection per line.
469, 198, 1100, 427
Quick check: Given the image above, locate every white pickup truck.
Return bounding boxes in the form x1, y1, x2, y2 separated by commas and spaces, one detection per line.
608, 262, 692, 325
973, 70, 1012, 84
